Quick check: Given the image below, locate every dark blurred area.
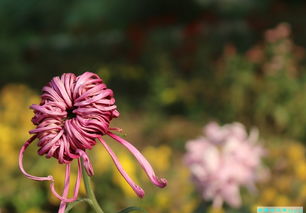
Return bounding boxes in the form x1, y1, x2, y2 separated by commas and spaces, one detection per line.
2, 0, 306, 137
1, 0, 306, 87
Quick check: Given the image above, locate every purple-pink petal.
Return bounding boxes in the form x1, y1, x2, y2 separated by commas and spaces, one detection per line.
107, 132, 167, 188
58, 164, 71, 213
19, 72, 167, 213
98, 137, 145, 198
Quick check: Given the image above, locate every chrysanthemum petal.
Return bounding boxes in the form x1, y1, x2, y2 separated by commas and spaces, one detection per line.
58, 164, 71, 213
50, 159, 82, 202
19, 135, 53, 181
76, 149, 94, 176
107, 132, 167, 188
98, 137, 145, 198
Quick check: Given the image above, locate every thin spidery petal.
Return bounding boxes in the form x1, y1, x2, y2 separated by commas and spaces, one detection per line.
98, 137, 145, 198
19, 72, 167, 213
107, 132, 167, 188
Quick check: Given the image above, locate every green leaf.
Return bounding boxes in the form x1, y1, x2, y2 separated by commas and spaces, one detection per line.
64, 198, 92, 213
117, 206, 147, 213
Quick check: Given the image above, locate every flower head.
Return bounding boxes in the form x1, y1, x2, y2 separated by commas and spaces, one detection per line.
19, 72, 167, 212
184, 122, 265, 208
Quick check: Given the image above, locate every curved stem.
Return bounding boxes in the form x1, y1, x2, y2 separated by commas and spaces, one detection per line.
81, 159, 105, 213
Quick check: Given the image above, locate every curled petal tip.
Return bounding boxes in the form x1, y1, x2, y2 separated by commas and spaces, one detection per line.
106, 132, 168, 190
83, 160, 94, 176
84, 164, 94, 176
87, 168, 94, 176
152, 176, 167, 188
160, 178, 168, 187
135, 186, 145, 198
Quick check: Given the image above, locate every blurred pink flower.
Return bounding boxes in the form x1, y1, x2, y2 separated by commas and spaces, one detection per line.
184, 122, 265, 208
19, 72, 167, 213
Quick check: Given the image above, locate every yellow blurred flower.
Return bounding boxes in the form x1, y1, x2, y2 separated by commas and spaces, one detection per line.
181, 200, 197, 213
167, 164, 194, 213
208, 207, 224, 213
0, 124, 16, 169
0, 84, 38, 171
274, 176, 291, 192
93, 145, 113, 174
0, 84, 38, 123
260, 187, 277, 204
296, 184, 306, 205
143, 145, 172, 172
25, 207, 43, 213
155, 190, 170, 209
286, 143, 305, 162
251, 204, 261, 213
295, 161, 306, 181
274, 194, 290, 206
300, 184, 306, 199
112, 152, 138, 197
257, 142, 306, 208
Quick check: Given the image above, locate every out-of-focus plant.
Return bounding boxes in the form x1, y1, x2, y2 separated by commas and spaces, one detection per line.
254, 141, 306, 207
214, 23, 306, 141
247, 23, 304, 134
0, 84, 47, 213
184, 122, 267, 212
95, 23, 306, 144
195, 0, 266, 16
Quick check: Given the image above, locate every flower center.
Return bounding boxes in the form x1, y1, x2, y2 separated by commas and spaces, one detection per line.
67, 107, 77, 119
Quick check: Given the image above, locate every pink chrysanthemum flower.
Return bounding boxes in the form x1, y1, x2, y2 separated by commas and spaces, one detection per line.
19, 72, 167, 212
184, 122, 265, 208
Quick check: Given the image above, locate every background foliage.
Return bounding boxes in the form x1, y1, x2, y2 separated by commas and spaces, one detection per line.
0, 0, 306, 212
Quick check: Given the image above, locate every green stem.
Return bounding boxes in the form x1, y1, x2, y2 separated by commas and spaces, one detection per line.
81, 160, 105, 213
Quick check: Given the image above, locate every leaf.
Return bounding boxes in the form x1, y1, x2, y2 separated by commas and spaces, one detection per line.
64, 198, 92, 213
117, 206, 147, 213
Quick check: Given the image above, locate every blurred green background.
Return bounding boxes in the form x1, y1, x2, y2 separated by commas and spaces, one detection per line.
0, 0, 306, 212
